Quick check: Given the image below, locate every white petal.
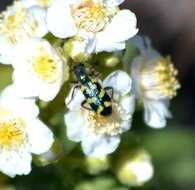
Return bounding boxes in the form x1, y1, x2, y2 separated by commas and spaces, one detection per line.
144, 99, 171, 128
38, 80, 63, 101
46, 0, 77, 38
0, 85, 39, 119
77, 30, 96, 54
103, 70, 132, 96
104, 0, 125, 7
21, 0, 39, 8
106, 10, 138, 42
27, 119, 54, 154
65, 87, 85, 111
81, 133, 120, 156
96, 9, 138, 50
12, 38, 64, 101
129, 35, 161, 59
131, 56, 146, 99
95, 40, 125, 52
120, 94, 135, 115
64, 111, 87, 142
0, 36, 12, 64
28, 6, 48, 37
0, 150, 32, 177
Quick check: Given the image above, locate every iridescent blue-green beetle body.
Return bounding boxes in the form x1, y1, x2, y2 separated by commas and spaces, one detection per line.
69, 63, 113, 116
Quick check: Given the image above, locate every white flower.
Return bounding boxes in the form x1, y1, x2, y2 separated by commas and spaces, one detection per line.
11, 38, 65, 102
0, 85, 54, 177
0, 2, 48, 64
64, 70, 135, 157
130, 36, 180, 128
21, 0, 54, 9
46, 0, 138, 54
116, 149, 154, 187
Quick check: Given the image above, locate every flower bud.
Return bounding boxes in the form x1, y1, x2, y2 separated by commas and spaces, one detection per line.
116, 149, 154, 187
64, 36, 91, 62
85, 156, 109, 175
99, 52, 121, 67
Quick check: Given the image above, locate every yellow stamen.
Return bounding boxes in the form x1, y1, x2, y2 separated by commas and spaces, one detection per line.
32, 47, 61, 83
0, 108, 26, 150
0, 3, 38, 45
141, 57, 180, 99
72, 2, 109, 33
83, 102, 131, 136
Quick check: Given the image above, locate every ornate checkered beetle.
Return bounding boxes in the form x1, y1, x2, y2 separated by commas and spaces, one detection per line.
68, 63, 113, 116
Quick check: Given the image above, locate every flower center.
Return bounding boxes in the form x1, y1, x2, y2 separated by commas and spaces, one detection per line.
0, 3, 38, 45
0, 108, 26, 150
72, 2, 109, 33
32, 47, 61, 83
84, 102, 131, 136
141, 57, 180, 99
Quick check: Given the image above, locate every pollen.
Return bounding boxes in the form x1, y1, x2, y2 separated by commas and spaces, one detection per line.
0, 108, 26, 150
0, 2, 38, 45
141, 57, 180, 99
84, 102, 131, 136
32, 47, 60, 83
72, 2, 109, 33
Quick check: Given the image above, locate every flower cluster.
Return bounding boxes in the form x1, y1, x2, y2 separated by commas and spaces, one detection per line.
0, 0, 180, 186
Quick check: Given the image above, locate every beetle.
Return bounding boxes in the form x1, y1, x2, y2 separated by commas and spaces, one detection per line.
68, 63, 113, 116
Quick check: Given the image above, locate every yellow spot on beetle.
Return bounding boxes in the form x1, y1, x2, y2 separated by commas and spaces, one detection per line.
99, 89, 105, 98
104, 101, 111, 107
97, 105, 104, 114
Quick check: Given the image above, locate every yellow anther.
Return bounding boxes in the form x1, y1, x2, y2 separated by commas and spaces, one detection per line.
0, 108, 26, 150
83, 102, 131, 136
0, 2, 38, 44
72, 2, 109, 33
141, 57, 180, 99
32, 47, 60, 83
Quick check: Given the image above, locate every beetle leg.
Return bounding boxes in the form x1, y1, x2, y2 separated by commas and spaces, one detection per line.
70, 81, 79, 84
67, 85, 80, 105
81, 100, 93, 111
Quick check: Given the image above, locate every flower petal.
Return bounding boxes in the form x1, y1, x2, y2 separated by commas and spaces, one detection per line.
65, 87, 85, 111
27, 119, 54, 154
129, 35, 161, 59
0, 150, 32, 177
144, 99, 171, 128
104, 0, 125, 7
120, 94, 135, 115
103, 70, 132, 96
81, 133, 120, 156
95, 40, 125, 52
46, 0, 77, 38
96, 9, 138, 52
64, 111, 87, 142
28, 6, 48, 37
0, 85, 39, 119
12, 38, 64, 101
0, 36, 12, 64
